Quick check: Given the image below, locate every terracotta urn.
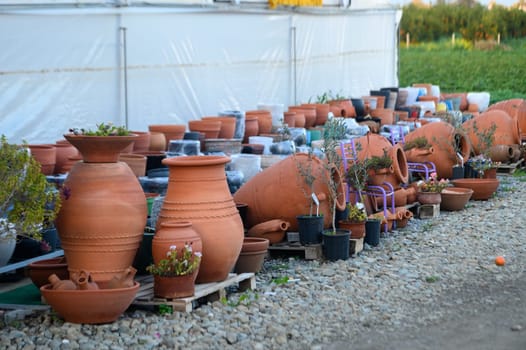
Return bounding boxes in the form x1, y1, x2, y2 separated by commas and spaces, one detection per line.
233, 153, 346, 232
152, 221, 202, 266
451, 178, 499, 201
404, 121, 471, 179
156, 156, 244, 283
247, 219, 290, 244
488, 145, 515, 163
440, 187, 474, 211
56, 134, 148, 282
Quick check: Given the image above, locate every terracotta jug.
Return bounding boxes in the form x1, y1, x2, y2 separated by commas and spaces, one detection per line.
73, 270, 99, 290
152, 221, 202, 266
247, 219, 290, 244
56, 134, 148, 282
404, 121, 471, 179
233, 153, 346, 232
156, 156, 243, 283
462, 110, 521, 155
48, 274, 77, 290
106, 266, 137, 289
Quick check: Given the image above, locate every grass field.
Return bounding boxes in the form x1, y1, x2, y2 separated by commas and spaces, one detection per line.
399, 38, 526, 104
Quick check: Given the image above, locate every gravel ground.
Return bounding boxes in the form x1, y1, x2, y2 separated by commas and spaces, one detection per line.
1, 173, 525, 350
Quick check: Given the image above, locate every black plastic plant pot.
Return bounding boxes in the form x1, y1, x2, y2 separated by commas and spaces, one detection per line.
322, 230, 350, 261
297, 215, 324, 245
365, 219, 381, 247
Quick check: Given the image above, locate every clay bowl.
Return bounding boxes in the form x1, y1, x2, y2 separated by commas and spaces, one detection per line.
40, 281, 140, 324
451, 178, 499, 201
440, 187, 474, 211
27, 257, 69, 288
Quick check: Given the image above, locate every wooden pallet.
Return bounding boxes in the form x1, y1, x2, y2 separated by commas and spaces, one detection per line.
496, 159, 524, 175
132, 273, 255, 312
267, 242, 323, 260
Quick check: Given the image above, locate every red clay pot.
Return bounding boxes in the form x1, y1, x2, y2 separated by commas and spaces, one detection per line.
152, 221, 202, 266
246, 110, 273, 135
440, 187, 473, 211
370, 108, 395, 125
188, 120, 221, 139
302, 103, 330, 126
337, 220, 366, 239
451, 178, 499, 201
157, 156, 243, 283
234, 237, 269, 274
54, 141, 80, 174
202, 116, 236, 139
243, 114, 260, 143
283, 112, 296, 128
130, 131, 151, 153
148, 131, 167, 152
289, 106, 316, 128
27, 144, 56, 175
148, 124, 186, 149
27, 257, 69, 288
153, 270, 198, 299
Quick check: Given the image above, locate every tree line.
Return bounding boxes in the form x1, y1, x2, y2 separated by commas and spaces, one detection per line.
400, 2, 526, 43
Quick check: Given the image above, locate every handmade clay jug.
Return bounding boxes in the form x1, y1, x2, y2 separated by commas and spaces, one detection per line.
56, 134, 148, 282
156, 156, 243, 283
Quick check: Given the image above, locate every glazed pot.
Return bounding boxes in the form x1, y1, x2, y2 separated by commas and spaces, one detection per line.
451, 178, 499, 201
440, 187, 474, 211
234, 237, 269, 274
156, 156, 244, 283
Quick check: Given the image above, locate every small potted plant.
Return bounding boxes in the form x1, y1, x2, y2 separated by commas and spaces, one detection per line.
0, 135, 61, 267
416, 172, 450, 205
366, 149, 394, 186
338, 203, 367, 239
147, 243, 202, 299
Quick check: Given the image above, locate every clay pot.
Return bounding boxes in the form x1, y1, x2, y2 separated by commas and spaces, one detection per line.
289, 106, 316, 128
486, 98, 526, 141
234, 237, 270, 274
148, 131, 167, 152
188, 120, 221, 139
394, 207, 413, 229
246, 110, 273, 135
72, 270, 100, 290
440, 187, 474, 211
47, 274, 77, 290
417, 191, 441, 205
106, 266, 137, 289
393, 187, 408, 207
293, 111, 306, 128
337, 221, 365, 239
156, 156, 244, 283
462, 110, 521, 154
154, 271, 198, 298
27, 144, 56, 175
405, 185, 418, 204
148, 124, 186, 149
119, 153, 147, 177
56, 134, 148, 282
40, 281, 140, 324
247, 219, 290, 244
54, 141, 79, 174
283, 112, 296, 128
152, 221, 202, 266
130, 131, 151, 153
202, 116, 237, 139
328, 99, 355, 118
371, 108, 394, 125
451, 178, 499, 201
243, 115, 260, 143
404, 121, 471, 179
302, 103, 330, 126
27, 257, 69, 288
233, 153, 346, 232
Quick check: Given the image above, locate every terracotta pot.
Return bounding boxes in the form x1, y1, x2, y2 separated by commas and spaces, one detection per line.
63, 134, 138, 163
157, 156, 243, 283
148, 124, 186, 149
417, 191, 441, 205
292, 111, 306, 128
393, 187, 408, 206
440, 187, 473, 211
234, 237, 269, 274
106, 266, 137, 289
283, 112, 296, 128
337, 220, 366, 239
371, 108, 394, 125
486, 98, 526, 141
188, 120, 221, 139
328, 100, 355, 117
289, 106, 316, 128
404, 121, 471, 179
152, 221, 202, 266
202, 116, 237, 139
153, 271, 198, 298
233, 153, 347, 232
40, 281, 140, 324
246, 110, 273, 135
56, 135, 148, 282
54, 141, 80, 174
247, 219, 290, 244
243, 115, 260, 144
451, 178, 499, 201
302, 103, 330, 126
119, 153, 147, 177
27, 144, 56, 175
462, 110, 521, 154
27, 257, 69, 288
148, 131, 167, 152
405, 185, 418, 204
47, 274, 77, 290
130, 131, 151, 153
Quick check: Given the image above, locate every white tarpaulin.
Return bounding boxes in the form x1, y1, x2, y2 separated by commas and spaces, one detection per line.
0, 3, 401, 143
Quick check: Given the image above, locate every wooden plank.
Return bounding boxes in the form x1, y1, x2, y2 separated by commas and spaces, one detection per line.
132, 273, 255, 313
267, 243, 323, 260
496, 159, 523, 175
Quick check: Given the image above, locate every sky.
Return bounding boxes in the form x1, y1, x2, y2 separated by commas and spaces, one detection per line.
390, 0, 519, 6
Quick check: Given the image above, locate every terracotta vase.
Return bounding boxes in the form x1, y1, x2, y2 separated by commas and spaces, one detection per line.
404, 121, 471, 179
246, 219, 290, 244
337, 221, 366, 239
243, 115, 259, 143
148, 124, 186, 149
394, 207, 413, 229
462, 110, 521, 154
54, 141, 80, 174
56, 134, 148, 282
283, 112, 296, 128
234, 237, 270, 274
156, 156, 243, 283
27, 144, 56, 175
131, 131, 151, 153
40, 281, 140, 324
486, 98, 526, 141
440, 187, 473, 211
233, 153, 346, 232
152, 221, 202, 266
148, 131, 167, 152
417, 191, 441, 205
451, 178, 499, 201
153, 271, 198, 298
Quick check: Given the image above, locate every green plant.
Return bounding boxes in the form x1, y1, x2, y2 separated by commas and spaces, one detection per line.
146, 243, 201, 277
220, 291, 259, 307
403, 136, 431, 151
345, 203, 367, 223
157, 304, 173, 315
425, 275, 439, 283
272, 276, 290, 285
367, 149, 393, 171
0, 135, 61, 241
69, 122, 130, 136
466, 154, 498, 177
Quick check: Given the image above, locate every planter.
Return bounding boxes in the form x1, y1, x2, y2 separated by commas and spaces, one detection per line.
337, 220, 366, 239
148, 132, 166, 152
417, 191, 442, 205
148, 125, 186, 150
234, 237, 269, 274
56, 134, 148, 282
156, 156, 244, 283
440, 187, 474, 211
152, 222, 202, 266
153, 270, 198, 299
40, 281, 140, 324
297, 215, 324, 245
365, 219, 381, 246
451, 178, 499, 201
27, 144, 56, 175
322, 230, 350, 261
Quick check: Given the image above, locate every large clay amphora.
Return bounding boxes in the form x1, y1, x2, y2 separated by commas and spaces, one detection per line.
486, 98, 526, 141
232, 153, 346, 232
462, 110, 521, 155
56, 134, 148, 282
404, 121, 471, 179
156, 156, 243, 283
